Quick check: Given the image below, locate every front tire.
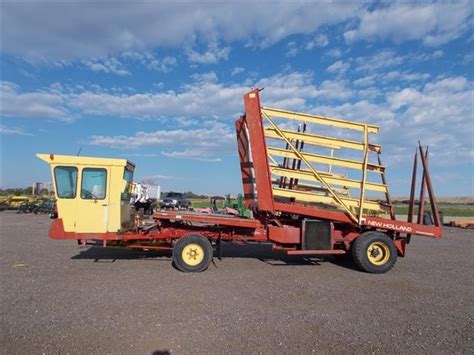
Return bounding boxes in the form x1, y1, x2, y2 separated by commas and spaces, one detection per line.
352, 231, 397, 274
172, 234, 213, 272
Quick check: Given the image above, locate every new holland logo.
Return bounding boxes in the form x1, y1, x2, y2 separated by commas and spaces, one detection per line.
366, 220, 413, 233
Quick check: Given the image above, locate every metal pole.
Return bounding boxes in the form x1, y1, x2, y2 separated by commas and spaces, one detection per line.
418, 143, 441, 227
417, 147, 429, 224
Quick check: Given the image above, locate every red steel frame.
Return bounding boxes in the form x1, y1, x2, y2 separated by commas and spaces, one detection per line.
48, 89, 442, 257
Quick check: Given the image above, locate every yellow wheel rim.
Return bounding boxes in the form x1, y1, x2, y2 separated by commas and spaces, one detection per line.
181, 243, 205, 266
367, 242, 390, 266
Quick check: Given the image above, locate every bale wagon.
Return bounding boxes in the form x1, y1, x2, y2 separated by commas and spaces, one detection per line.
37, 89, 442, 273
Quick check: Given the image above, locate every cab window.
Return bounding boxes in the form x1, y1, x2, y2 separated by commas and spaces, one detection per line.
122, 167, 134, 200
54, 166, 78, 199
81, 168, 107, 200
124, 168, 133, 183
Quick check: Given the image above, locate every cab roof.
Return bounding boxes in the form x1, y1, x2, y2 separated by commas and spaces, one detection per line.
37, 153, 135, 169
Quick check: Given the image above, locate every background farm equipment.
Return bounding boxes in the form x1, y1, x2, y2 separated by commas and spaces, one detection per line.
195, 194, 252, 217
130, 183, 160, 215
5, 196, 31, 210
17, 201, 36, 213
195, 195, 240, 216
16, 198, 56, 215
32, 199, 56, 215
159, 192, 191, 210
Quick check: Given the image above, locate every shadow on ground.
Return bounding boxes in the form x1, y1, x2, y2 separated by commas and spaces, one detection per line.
71, 241, 358, 271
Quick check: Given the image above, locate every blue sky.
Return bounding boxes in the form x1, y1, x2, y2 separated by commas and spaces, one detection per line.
1, 1, 473, 196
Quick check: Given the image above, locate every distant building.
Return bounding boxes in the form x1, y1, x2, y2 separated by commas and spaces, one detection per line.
32, 182, 54, 196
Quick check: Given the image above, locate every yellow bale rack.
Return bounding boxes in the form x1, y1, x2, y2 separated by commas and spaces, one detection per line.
261, 107, 394, 224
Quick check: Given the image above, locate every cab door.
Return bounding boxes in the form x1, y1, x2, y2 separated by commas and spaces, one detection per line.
75, 167, 110, 233
52, 165, 78, 232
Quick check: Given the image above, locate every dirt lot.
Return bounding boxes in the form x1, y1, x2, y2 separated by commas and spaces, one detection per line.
1, 212, 473, 354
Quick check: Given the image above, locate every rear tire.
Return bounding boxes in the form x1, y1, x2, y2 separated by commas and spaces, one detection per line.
172, 234, 213, 272
352, 231, 397, 274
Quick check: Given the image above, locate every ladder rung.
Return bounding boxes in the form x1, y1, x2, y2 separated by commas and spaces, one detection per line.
273, 187, 386, 211
270, 165, 388, 192
265, 128, 381, 152
268, 147, 385, 173
262, 107, 380, 133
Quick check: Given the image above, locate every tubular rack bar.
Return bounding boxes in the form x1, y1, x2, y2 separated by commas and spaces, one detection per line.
262, 107, 380, 133
269, 165, 388, 192
417, 147, 429, 224
407, 144, 441, 238
265, 128, 382, 152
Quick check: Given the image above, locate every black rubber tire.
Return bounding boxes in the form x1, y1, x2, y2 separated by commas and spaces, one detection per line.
172, 234, 213, 272
352, 231, 397, 274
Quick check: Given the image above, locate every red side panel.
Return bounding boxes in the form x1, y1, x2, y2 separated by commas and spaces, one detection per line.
242, 90, 274, 212
49, 218, 68, 239
49, 218, 121, 240
235, 117, 257, 209
268, 226, 300, 244
274, 202, 353, 223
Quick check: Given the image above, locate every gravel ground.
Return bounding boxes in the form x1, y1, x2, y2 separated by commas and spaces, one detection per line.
1, 211, 473, 354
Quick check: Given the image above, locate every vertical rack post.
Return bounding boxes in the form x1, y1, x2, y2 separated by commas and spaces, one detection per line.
358, 124, 369, 224
293, 122, 306, 188
377, 153, 396, 220
408, 151, 418, 224
407, 150, 418, 243
418, 143, 441, 227
417, 147, 429, 224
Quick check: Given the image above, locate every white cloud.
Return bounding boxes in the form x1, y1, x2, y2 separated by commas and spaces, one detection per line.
83, 52, 178, 75
231, 67, 245, 76
4, 74, 472, 169
317, 80, 353, 100
344, 1, 472, 46
354, 75, 377, 87
326, 60, 350, 75
252, 72, 354, 109
388, 76, 471, 119
326, 48, 342, 58
0, 72, 358, 125
313, 75, 474, 168
187, 43, 231, 64
357, 87, 381, 100
162, 149, 223, 162
71, 71, 352, 120
2, 2, 364, 61
286, 41, 298, 58
354, 69, 430, 87
121, 52, 177, 72
89, 122, 233, 162
82, 57, 130, 76
385, 77, 473, 163
317, 100, 396, 128
305, 33, 329, 50
463, 53, 474, 64
355, 50, 405, 73
0, 124, 33, 136
381, 71, 431, 83
1, 81, 70, 121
